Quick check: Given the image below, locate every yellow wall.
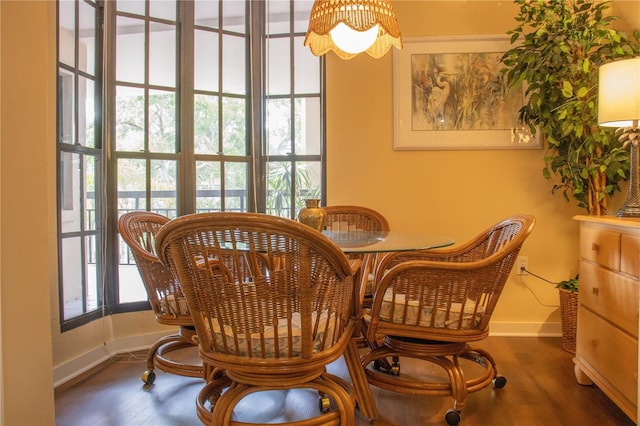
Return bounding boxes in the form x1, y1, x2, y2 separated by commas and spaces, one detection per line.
326, 0, 639, 332
1, 1, 56, 424
0, 0, 638, 423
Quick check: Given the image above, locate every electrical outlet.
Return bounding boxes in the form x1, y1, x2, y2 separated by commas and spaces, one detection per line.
517, 256, 528, 275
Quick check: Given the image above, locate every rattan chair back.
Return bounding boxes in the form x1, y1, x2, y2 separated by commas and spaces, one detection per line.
324, 205, 390, 307
119, 211, 191, 325
361, 214, 535, 424
324, 205, 389, 232
156, 212, 359, 425
369, 214, 535, 341
118, 211, 204, 383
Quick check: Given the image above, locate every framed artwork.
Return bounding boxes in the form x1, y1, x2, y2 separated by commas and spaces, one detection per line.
393, 35, 541, 150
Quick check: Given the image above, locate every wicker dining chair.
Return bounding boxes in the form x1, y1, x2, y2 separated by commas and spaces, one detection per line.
118, 211, 204, 384
323, 205, 390, 307
155, 212, 363, 426
360, 214, 535, 425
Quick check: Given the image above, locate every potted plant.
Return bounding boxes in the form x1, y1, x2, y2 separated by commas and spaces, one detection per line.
556, 275, 579, 353
501, 0, 639, 215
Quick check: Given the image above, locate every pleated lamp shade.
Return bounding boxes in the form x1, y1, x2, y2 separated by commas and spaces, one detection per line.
304, 0, 402, 60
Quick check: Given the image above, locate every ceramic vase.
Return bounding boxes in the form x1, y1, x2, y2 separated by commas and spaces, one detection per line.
297, 199, 326, 231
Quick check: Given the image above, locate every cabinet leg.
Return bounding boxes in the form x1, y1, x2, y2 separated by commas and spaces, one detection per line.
574, 363, 593, 385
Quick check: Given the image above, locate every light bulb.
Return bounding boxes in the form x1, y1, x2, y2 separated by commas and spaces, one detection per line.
329, 23, 379, 55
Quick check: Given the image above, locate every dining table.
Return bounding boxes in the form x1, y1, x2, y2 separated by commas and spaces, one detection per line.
322, 229, 455, 420
323, 229, 455, 254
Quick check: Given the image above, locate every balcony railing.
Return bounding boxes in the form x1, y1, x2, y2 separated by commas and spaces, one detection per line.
86, 189, 249, 265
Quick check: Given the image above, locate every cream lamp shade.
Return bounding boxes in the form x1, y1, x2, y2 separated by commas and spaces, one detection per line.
598, 57, 640, 127
598, 57, 640, 217
304, 0, 402, 60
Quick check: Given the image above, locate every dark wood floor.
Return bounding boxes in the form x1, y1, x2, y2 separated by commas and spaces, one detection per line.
55, 336, 635, 425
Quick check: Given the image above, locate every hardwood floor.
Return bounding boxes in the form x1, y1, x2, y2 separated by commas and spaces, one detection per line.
55, 337, 635, 425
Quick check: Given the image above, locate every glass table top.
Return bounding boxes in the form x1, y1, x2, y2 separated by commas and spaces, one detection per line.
323, 230, 454, 254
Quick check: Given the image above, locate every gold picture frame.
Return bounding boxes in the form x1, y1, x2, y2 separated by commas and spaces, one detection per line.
393, 35, 542, 150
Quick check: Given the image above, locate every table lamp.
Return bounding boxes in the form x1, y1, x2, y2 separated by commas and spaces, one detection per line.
598, 57, 640, 217
304, 0, 402, 60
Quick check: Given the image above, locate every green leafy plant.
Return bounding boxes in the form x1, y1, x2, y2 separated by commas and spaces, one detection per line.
556, 275, 579, 293
266, 162, 320, 218
501, 0, 639, 215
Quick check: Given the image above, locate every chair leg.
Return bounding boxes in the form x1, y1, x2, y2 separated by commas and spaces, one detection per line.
195, 374, 234, 425
449, 355, 468, 412
344, 338, 378, 420
459, 346, 502, 392
142, 333, 182, 384
362, 345, 506, 424
154, 339, 203, 378
200, 376, 355, 426
142, 329, 204, 384
359, 318, 391, 370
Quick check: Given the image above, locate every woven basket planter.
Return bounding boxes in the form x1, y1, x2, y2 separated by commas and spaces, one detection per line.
559, 288, 578, 354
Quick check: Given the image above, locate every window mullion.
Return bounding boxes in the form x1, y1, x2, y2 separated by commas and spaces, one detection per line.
217, 0, 226, 210
144, 6, 152, 209
101, 0, 119, 314
288, 3, 297, 215
179, 0, 196, 215
250, 0, 265, 213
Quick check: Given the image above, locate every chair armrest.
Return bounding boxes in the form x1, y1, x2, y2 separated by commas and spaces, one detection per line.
348, 258, 362, 276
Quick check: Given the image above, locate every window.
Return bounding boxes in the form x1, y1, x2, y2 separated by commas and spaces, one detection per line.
264, 0, 323, 216
57, 0, 103, 329
57, 0, 324, 330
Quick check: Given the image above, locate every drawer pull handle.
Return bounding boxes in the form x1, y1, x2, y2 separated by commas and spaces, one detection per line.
592, 287, 599, 296
591, 243, 600, 253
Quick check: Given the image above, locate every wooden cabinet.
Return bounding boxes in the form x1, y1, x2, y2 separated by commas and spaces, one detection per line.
574, 215, 640, 423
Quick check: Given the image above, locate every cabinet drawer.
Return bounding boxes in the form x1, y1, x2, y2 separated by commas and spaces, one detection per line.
579, 261, 639, 337
576, 307, 638, 405
621, 234, 640, 277
580, 226, 620, 270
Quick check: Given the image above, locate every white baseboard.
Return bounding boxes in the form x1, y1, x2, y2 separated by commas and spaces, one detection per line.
53, 331, 167, 388
53, 322, 562, 388
489, 321, 562, 337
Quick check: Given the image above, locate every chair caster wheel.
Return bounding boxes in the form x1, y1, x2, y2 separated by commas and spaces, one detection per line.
493, 375, 507, 388
445, 408, 460, 425
318, 395, 330, 412
373, 360, 382, 370
142, 370, 156, 384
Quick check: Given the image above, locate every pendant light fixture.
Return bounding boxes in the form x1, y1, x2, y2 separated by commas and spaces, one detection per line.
304, 0, 402, 60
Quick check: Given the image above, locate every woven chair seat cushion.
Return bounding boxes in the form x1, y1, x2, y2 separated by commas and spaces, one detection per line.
206, 309, 337, 358
371, 288, 484, 330
159, 294, 190, 316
